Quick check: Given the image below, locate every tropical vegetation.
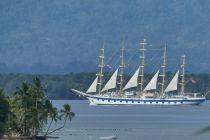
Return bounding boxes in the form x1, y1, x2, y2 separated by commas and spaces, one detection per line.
0, 77, 75, 139
0, 89, 10, 137
0, 72, 210, 99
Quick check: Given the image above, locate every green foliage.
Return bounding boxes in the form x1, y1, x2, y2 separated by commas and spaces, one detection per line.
0, 73, 210, 99
195, 126, 210, 135
0, 89, 9, 137
60, 104, 75, 121
0, 73, 210, 100
45, 104, 75, 136
0, 73, 96, 100
7, 77, 75, 138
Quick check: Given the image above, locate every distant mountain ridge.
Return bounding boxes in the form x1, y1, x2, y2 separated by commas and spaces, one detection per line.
0, 0, 210, 73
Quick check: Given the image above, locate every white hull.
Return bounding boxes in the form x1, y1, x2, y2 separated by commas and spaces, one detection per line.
88, 96, 205, 105
72, 89, 206, 106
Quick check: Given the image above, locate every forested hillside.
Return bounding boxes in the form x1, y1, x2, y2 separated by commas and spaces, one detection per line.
0, 73, 210, 100
0, 0, 210, 73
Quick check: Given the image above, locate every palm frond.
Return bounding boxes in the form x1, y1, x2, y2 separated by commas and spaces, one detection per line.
195, 126, 210, 135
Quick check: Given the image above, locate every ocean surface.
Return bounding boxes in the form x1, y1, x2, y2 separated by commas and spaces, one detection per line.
50, 100, 210, 140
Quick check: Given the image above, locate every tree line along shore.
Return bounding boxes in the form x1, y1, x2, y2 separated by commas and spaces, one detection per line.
0, 72, 210, 138
0, 72, 209, 100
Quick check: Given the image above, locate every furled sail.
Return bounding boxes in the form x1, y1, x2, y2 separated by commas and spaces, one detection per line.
86, 76, 98, 93
143, 70, 159, 91
164, 70, 179, 93
101, 68, 119, 92
123, 67, 140, 91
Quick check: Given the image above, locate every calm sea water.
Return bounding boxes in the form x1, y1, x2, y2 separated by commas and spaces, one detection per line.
50, 100, 210, 140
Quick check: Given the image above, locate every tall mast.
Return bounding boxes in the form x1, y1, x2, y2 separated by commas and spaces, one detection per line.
180, 54, 186, 95
160, 44, 167, 97
139, 38, 147, 96
97, 44, 105, 95
119, 41, 125, 96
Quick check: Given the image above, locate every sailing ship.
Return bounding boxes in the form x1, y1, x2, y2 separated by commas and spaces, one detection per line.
72, 39, 206, 105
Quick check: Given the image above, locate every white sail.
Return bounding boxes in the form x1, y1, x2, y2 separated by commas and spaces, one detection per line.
143, 70, 159, 91
123, 67, 140, 91
86, 76, 98, 93
101, 68, 119, 92
164, 70, 179, 93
